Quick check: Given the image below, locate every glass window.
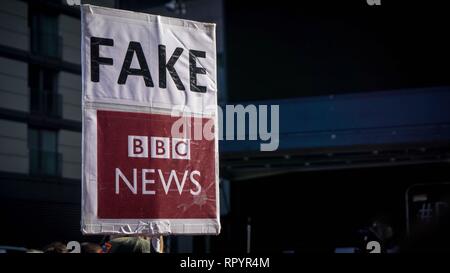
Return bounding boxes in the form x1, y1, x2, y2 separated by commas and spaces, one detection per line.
28, 128, 60, 177
30, 11, 59, 58
29, 65, 60, 117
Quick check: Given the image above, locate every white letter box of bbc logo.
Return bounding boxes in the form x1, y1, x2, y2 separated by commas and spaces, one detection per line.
128, 136, 190, 160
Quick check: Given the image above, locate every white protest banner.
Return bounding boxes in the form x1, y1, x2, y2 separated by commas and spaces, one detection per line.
81, 5, 220, 235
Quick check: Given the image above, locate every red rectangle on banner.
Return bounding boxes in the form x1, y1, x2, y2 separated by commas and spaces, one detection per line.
97, 110, 217, 219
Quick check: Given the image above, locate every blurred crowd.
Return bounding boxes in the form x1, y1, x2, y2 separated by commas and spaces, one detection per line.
3, 236, 163, 253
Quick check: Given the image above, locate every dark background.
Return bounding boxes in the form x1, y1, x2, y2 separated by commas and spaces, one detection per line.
225, 0, 450, 102
221, 163, 450, 253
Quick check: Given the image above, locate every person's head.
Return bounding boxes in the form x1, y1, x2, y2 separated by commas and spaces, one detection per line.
26, 249, 43, 253
108, 236, 150, 253
43, 242, 67, 253
81, 242, 102, 253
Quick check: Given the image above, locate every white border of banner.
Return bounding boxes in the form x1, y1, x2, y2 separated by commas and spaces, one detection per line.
80, 5, 220, 236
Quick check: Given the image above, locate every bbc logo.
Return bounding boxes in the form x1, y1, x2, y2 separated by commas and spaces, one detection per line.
128, 136, 190, 160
